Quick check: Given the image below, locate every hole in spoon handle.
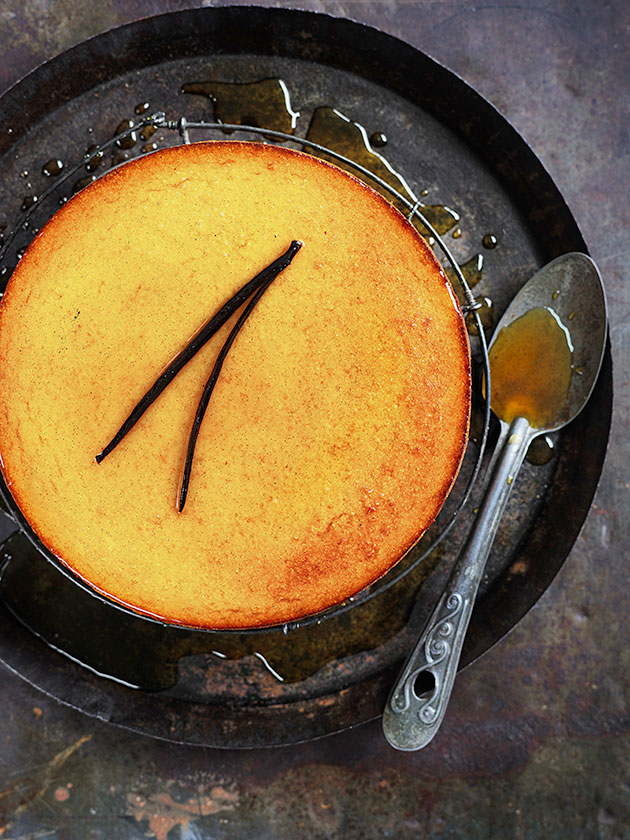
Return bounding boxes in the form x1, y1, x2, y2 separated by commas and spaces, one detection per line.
382, 590, 471, 750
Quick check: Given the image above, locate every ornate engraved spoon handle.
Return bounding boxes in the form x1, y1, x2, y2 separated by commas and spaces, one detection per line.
383, 415, 534, 750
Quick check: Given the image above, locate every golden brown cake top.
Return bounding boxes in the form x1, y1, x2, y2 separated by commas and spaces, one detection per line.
0, 141, 470, 629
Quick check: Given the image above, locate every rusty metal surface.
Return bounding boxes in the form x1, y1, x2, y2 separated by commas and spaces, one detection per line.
0, 0, 628, 837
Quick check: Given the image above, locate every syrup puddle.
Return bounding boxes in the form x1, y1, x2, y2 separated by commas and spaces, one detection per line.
526, 434, 555, 465
253, 651, 285, 682
42, 158, 64, 177
305, 107, 416, 204
182, 78, 300, 134
0, 529, 437, 689
452, 253, 484, 288
304, 106, 461, 238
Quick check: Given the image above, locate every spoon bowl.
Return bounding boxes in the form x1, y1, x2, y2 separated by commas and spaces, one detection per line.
382, 252, 607, 751
490, 252, 607, 433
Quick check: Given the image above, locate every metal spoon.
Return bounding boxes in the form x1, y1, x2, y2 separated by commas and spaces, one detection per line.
382, 252, 607, 751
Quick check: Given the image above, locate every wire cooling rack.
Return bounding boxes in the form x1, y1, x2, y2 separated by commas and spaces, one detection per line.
0, 112, 491, 635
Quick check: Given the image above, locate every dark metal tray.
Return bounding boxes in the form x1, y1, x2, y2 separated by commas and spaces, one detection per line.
0, 7, 611, 747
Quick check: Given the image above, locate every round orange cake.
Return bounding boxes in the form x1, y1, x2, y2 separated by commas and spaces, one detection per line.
0, 141, 470, 629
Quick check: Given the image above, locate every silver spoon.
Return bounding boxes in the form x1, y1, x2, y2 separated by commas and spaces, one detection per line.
382, 252, 607, 751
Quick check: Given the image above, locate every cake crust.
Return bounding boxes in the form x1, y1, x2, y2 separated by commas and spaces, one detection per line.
0, 141, 470, 629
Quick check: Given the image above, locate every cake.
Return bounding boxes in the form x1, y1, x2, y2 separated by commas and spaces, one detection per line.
0, 141, 470, 629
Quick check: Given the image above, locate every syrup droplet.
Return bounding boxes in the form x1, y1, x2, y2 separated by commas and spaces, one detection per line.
141, 142, 158, 154
452, 227, 462, 239
84, 145, 104, 172
488, 306, 573, 428
115, 119, 138, 149
139, 124, 157, 142
370, 131, 388, 147
182, 78, 300, 134
21, 195, 37, 211
135, 101, 150, 115
19, 169, 28, 178
482, 233, 498, 249
42, 158, 64, 177
526, 434, 555, 465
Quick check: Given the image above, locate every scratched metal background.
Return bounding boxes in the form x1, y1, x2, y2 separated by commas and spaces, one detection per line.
0, 1, 628, 838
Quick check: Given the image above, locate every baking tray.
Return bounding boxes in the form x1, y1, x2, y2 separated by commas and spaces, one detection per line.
0, 7, 612, 747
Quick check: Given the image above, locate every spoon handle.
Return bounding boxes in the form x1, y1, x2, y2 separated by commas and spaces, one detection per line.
383, 416, 533, 750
